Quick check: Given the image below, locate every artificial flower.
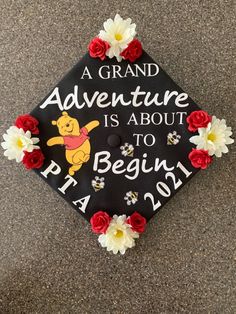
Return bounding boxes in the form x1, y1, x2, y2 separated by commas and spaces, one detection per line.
88, 37, 110, 61
127, 212, 146, 233
186, 110, 212, 132
98, 215, 139, 254
1, 126, 40, 162
189, 116, 234, 157
90, 211, 111, 234
15, 114, 39, 134
188, 148, 213, 169
22, 149, 45, 169
99, 14, 136, 62
120, 39, 143, 62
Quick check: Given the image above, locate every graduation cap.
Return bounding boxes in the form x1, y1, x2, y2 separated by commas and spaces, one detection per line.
2, 14, 234, 255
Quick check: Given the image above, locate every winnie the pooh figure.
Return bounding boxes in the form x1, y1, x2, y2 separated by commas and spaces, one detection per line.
47, 111, 99, 176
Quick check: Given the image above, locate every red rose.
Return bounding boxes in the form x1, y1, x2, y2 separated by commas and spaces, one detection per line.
22, 149, 45, 170
120, 39, 143, 62
90, 211, 111, 234
127, 212, 146, 233
186, 110, 212, 132
15, 114, 39, 134
188, 149, 213, 169
88, 37, 110, 61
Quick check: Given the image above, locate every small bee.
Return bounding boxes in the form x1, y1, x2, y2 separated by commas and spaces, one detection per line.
167, 131, 181, 145
124, 191, 138, 206
120, 143, 134, 157
91, 176, 105, 192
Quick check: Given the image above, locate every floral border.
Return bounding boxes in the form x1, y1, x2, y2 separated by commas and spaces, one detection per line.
88, 14, 143, 63
186, 110, 234, 169
90, 211, 146, 254
1, 114, 45, 170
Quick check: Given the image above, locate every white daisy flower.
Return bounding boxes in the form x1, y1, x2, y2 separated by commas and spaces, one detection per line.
1, 126, 40, 162
189, 116, 234, 157
99, 14, 136, 62
98, 215, 139, 254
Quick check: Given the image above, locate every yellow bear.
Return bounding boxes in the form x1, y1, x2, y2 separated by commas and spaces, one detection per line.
47, 111, 99, 176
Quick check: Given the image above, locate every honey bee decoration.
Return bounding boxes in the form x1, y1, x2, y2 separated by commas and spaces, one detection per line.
124, 191, 139, 206
167, 131, 181, 145
91, 176, 105, 192
120, 143, 134, 157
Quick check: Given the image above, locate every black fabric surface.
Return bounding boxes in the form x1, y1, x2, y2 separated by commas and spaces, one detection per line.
31, 51, 200, 222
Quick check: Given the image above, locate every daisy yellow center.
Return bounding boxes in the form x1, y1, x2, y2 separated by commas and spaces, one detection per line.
207, 132, 216, 142
115, 33, 123, 41
114, 229, 123, 238
16, 138, 24, 148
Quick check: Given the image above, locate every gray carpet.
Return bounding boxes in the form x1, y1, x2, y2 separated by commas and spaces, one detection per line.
0, 1, 235, 313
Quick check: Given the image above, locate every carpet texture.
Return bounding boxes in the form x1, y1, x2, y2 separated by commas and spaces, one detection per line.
0, 1, 235, 313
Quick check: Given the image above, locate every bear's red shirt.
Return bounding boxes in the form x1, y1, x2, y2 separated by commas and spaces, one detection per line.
63, 127, 89, 150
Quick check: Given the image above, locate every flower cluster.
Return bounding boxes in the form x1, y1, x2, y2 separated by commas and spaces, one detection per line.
88, 14, 143, 63
90, 211, 147, 254
186, 110, 234, 169
1, 114, 45, 170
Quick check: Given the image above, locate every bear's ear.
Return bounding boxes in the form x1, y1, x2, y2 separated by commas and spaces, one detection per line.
51, 120, 57, 125
62, 111, 68, 116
